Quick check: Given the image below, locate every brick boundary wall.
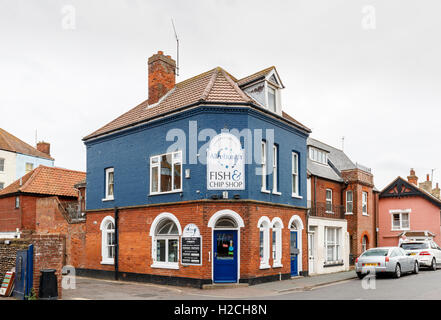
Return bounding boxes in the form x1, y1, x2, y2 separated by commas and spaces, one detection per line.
31, 234, 66, 299
0, 239, 31, 283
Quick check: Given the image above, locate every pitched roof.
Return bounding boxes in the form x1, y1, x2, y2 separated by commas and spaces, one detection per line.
0, 166, 86, 198
379, 176, 441, 208
84, 66, 310, 140
0, 128, 54, 160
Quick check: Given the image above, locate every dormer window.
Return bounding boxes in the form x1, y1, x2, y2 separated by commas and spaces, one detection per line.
309, 147, 328, 165
267, 86, 276, 112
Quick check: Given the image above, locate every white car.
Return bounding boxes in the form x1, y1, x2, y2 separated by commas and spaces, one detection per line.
399, 240, 441, 270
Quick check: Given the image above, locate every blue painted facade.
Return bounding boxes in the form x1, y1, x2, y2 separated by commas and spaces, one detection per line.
85, 106, 309, 210
15, 153, 54, 179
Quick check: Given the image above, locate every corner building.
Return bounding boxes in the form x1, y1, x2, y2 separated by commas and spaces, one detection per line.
80, 51, 311, 287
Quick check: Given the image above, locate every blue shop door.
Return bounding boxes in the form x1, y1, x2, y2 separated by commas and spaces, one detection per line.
213, 230, 238, 283
13, 245, 34, 300
290, 231, 299, 276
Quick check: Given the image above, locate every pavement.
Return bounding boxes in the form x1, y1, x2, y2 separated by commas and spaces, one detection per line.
60, 270, 357, 300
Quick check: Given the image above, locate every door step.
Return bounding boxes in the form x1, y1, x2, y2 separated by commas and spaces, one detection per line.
202, 283, 249, 290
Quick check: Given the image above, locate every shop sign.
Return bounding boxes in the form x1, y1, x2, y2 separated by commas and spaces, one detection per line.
181, 224, 202, 265
207, 133, 245, 190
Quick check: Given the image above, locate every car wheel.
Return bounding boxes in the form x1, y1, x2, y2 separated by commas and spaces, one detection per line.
413, 261, 419, 274
394, 264, 401, 278
357, 272, 365, 279
431, 258, 437, 271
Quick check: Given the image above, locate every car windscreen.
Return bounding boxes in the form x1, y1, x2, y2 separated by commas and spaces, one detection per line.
361, 249, 389, 257
400, 243, 429, 250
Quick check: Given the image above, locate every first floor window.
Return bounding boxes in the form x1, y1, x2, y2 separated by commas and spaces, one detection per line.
362, 191, 368, 215
154, 219, 179, 265
392, 211, 409, 230
272, 145, 278, 193
15, 196, 19, 208
0, 182, 4, 190
325, 227, 340, 262
150, 151, 182, 194
100, 216, 115, 264
346, 190, 353, 213
326, 189, 333, 213
0, 158, 5, 172
261, 141, 268, 191
104, 168, 114, 200
25, 162, 33, 173
292, 152, 299, 196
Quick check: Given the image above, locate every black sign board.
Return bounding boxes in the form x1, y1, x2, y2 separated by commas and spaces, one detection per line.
181, 237, 202, 265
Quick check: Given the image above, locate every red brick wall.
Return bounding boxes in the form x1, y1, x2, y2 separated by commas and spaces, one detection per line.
31, 234, 66, 299
84, 201, 308, 283
35, 197, 86, 268
310, 177, 344, 207
0, 196, 20, 232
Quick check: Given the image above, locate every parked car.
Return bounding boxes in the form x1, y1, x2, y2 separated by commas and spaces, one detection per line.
355, 247, 419, 279
399, 240, 441, 270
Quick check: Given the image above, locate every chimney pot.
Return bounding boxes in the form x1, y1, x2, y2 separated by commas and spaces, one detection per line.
148, 51, 176, 105
36, 141, 51, 156
427, 174, 430, 181
407, 168, 418, 185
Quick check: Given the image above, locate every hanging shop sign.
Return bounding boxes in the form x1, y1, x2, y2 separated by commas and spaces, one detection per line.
207, 133, 245, 190
181, 224, 202, 265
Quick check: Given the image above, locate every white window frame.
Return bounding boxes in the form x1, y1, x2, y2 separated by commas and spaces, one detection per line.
326, 189, 333, 213
150, 151, 182, 195
267, 84, 277, 112
261, 141, 269, 193
325, 227, 340, 263
309, 147, 327, 165
271, 218, 283, 268
150, 213, 182, 270
103, 167, 114, 201
272, 145, 280, 195
0, 182, 4, 190
15, 196, 20, 209
362, 191, 368, 215
390, 209, 411, 231
362, 236, 368, 253
25, 162, 34, 173
0, 158, 4, 172
100, 216, 115, 265
345, 190, 353, 214
292, 152, 301, 198
258, 216, 271, 269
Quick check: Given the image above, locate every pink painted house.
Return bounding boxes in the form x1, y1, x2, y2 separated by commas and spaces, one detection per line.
378, 169, 441, 247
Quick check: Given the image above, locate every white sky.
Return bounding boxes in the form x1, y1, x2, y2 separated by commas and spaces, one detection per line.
1, 0, 440, 190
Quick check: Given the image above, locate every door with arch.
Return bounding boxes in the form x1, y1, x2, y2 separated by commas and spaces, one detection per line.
213, 217, 238, 283
290, 230, 299, 276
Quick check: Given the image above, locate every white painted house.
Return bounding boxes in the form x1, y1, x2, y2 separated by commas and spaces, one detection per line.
0, 128, 54, 190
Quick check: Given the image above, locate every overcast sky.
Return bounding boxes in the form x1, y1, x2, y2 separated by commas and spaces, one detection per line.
1, 0, 440, 189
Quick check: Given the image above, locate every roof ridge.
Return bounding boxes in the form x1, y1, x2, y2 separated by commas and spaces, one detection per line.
175, 67, 219, 88
0, 128, 54, 160
308, 137, 343, 152
237, 66, 275, 83
19, 166, 41, 192
218, 68, 252, 102
200, 67, 219, 101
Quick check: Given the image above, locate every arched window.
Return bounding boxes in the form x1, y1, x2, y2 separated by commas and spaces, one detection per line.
257, 217, 271, 269
215, 217, 237, 228
362, 235, 368, 252
100, 216, 115, 265
271, 218, 283, 267
152, 217, 180, 268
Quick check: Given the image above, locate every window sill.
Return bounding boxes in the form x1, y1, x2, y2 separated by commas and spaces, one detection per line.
272, 263, 283, 268
325, 211, 334, 214
101, 260, 114, 265
151, 262, 179, 270
292, 194, 303, 199
345, 212, 353, 215
261, 189, 271, 194
391, 228, 410, 232
323, 261, 344, 268
149, 190, 182, 196
259, 263, 271, 270
102, 197, 114, 202
362, 213, 369, 216
272, 191, 282, 196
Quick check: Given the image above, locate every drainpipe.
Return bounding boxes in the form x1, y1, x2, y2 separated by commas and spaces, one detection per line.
114, 207, 119, 281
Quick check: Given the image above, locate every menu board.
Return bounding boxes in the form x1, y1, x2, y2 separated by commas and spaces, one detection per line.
181, 237, 202, 265
0, 271, 15, 297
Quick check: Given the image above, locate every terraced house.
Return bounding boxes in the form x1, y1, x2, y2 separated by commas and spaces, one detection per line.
80, 51, 312, 287
306, 138, 378, 275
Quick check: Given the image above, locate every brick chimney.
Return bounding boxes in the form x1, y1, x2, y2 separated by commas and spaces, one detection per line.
148, 51, 176, 105
407, 168, 418, 185
419, 173, 433, 193
36, 141, 50, 156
